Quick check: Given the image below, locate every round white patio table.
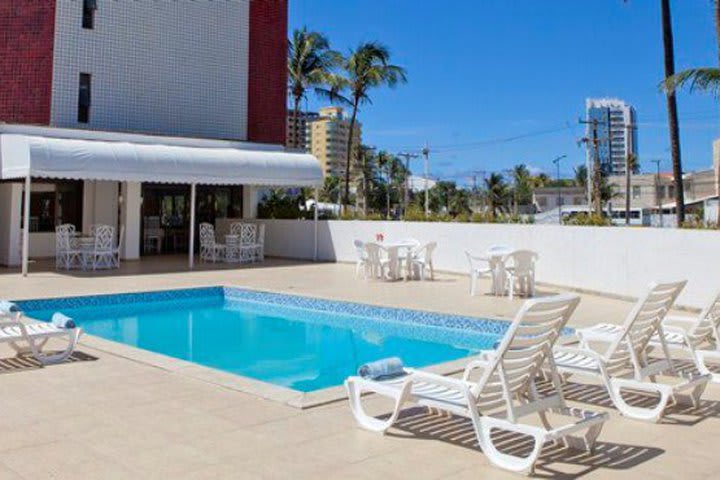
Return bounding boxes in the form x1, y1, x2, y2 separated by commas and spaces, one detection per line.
483, 245, 514, 296
381, 241, 418, 281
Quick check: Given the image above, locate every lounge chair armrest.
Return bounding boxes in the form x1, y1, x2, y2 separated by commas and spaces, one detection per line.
410, 370, 469, 393
462, 358, 492, 381
663, 315, 698, 327
554, 345, 605, 363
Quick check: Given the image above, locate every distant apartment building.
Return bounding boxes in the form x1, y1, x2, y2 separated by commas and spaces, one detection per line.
286, 110, 318, 150
307, 107, 362, 177
585, 98, 638, 175
608, 169, 717, 210
533, 187, 587, 212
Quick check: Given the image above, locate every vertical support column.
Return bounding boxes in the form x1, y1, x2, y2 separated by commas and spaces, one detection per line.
188, 183, 196, 270
120, 182, 141, 260
313, 187, 319, 262
22, 176, 31, 277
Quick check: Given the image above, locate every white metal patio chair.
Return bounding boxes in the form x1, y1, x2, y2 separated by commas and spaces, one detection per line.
502, 250, 538, 299
577, 288, 720, 384
82, 224, 115, 270
55, 224, 81, 270
199, 223, 225, 263
239, 223, 258, 263
346, 294, 607, 475
1, 312, 82, 365
465, 250, 493, 296
254, 224, 265, 262
111, 225, 124, 269
225, 234, 241, 263
408, 241, 436, 280
553, 280, 711, 422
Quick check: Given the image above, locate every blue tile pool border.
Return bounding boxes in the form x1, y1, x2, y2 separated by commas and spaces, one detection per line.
14, 285, 517, 337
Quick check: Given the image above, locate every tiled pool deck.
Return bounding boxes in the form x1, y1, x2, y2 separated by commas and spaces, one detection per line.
1, 257, 719, 479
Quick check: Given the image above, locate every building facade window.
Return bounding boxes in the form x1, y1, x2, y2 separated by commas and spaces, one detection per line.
632, 186, 641, 199
23, 181, 84, 233
78, 73, 91, 123
82, 0, 97, 29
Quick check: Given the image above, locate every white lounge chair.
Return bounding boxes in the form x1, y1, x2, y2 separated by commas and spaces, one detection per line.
553, 280, 711, 422
346, 294, 608, 474
465, 250, 493, 296
1, 312, 82, 365
576, 288, 720, 384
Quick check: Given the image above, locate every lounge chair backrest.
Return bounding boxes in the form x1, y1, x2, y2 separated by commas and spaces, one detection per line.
688, 289, 720, 345
230, 222, 243, 236
473, 294, 580, 414
503, 250, 537, 276
93, 225, 114, 252
603, 280, 686, 374
240, 224, 256, 245
199, 223, 216, 247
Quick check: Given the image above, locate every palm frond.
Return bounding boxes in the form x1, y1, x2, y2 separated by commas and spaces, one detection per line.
661, 67, 720, 96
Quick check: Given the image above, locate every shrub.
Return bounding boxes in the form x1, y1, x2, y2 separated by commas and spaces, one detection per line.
563, 213, 612, 227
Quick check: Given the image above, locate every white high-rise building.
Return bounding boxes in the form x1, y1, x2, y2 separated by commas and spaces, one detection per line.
585, 98, 638, 176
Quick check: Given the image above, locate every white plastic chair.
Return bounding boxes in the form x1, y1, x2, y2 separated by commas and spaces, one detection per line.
502, 250, 538, 299
363, 242, 390, 280
465, 250, 493, 296
199, 223, 225, 262
553, 280, 711, 422
353, 240, 369, 278
409, 241, 436, 280
346, 294, 607, 475
578, 288, 720, 384
1, 312, 82, 365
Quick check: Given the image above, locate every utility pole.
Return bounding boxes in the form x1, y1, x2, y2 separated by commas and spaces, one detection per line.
652, 158, 663, 228
624, 122, 637, 226
422, 143, 430, 217
396, 151, 419, 219
579, 117, 606, 216
552, 154, 567, 225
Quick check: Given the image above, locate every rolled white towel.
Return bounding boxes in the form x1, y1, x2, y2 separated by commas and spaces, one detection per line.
51, 313, 77, 329
358, 357, 405, 379
0, 301, 19, 314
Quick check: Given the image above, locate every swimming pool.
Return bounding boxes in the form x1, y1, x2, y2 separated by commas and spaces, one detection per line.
16, 287, 508, 392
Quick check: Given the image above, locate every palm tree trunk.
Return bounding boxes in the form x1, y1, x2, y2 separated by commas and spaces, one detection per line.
292, 95, 301, 148
715, 0, 720, 223
661, 0, 685, 226
343, 101, 359, 210
385, 165, 391, 219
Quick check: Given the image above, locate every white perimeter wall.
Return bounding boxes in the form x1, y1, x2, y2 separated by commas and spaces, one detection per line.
261, 220, 720, 309
51, 0, 250, 140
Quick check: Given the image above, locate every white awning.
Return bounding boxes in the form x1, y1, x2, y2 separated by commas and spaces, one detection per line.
0, 133, 322, 186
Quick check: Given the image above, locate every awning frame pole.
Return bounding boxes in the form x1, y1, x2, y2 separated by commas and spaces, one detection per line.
189, 183, 196, 270
313, 187, 319, 262
22, 175, 31, 277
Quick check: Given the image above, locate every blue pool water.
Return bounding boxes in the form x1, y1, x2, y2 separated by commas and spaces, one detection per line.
16, 287, 507, 392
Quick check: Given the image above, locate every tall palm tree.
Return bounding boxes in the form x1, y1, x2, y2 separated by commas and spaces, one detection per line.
660, 0, 686, 225
321, 42, 407, 208
376, 151, 393, 219
484, 173, 509, 219
287, 28, 340, 142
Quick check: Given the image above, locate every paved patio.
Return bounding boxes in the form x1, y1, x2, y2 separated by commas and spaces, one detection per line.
0, 257, 718, 479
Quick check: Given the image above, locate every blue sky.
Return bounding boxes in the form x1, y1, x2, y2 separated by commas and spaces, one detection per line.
289, 0, 719, 184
